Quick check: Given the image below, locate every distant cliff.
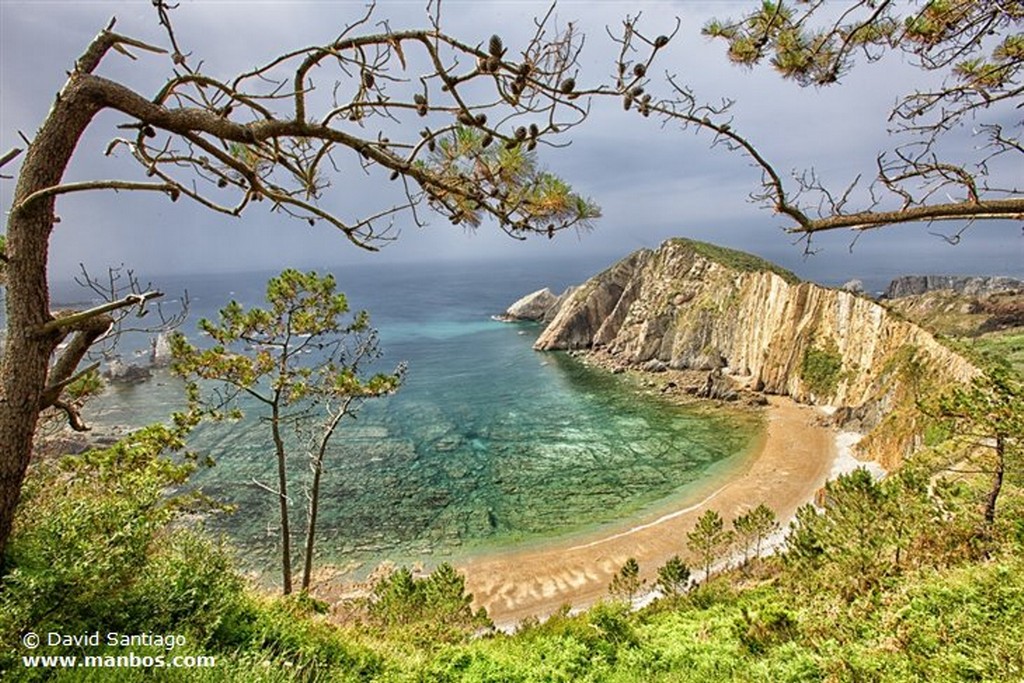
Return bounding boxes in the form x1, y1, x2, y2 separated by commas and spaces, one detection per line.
884, 275, 1023, 299
530, 239, 978, 465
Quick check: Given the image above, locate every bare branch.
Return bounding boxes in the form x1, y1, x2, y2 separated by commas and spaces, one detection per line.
51, 399, 90, 433
250, 477, 289, 501
687, 0, 1023, 240
0, 147, 22, 169
784, 197, 1024, 234
14, 180, 178, 213
40, 291, 163, 336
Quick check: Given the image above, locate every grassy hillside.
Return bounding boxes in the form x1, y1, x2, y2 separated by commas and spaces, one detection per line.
970, 330, 1024, 377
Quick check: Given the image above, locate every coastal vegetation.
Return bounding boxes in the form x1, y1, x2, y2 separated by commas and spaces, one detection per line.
732, 504, 779, 569
686, 510, 734, 584
608, 558, 645, 603
665, 238, 800, 285
974, 330, 1024, 376
799, 340, 844, 398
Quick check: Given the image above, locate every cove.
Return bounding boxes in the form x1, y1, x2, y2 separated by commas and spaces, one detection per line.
78, 261, 760, 579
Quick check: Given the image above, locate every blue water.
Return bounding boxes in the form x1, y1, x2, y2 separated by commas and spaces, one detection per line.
70, 259, 758, 577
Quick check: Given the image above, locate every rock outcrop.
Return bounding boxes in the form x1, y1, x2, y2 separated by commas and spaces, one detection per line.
499, 288, 566, 323
150, 332, 173, 367
533, 249, 649, 349
100, 332, 173, 383
103, 358, 152, 384
884, 275, 1023, 299
531, 239, 979, 464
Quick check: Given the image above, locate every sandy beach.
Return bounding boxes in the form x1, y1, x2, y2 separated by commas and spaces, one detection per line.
458, 395, 837, 628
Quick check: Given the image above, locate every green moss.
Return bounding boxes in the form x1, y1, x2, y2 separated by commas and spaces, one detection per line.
666, 238, 801, 285
800, 339, 843, 396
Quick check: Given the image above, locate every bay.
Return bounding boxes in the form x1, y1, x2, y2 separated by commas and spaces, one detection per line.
73, 258, 758, 578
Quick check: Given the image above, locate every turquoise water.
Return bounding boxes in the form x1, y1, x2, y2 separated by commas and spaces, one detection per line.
79, 260, 758, 577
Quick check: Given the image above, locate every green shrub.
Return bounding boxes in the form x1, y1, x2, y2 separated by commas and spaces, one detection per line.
365, 563, 491, 645
0, 427, 253, 678
800, 339, 843, 397
750, 641, 822, 683
215, 597, 382, 678
734, 603, 799, 654
588, 601, 638, 652
887, 561, 1024, 681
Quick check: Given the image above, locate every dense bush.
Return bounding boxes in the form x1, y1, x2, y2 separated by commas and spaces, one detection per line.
1, 428, 240, 664
0, 429, 381, 681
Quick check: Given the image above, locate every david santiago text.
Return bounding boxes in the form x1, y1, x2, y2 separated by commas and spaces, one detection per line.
42, 632, 186, 650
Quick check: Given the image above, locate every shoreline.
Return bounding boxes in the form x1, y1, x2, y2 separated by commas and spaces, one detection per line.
458, 395, 839, 629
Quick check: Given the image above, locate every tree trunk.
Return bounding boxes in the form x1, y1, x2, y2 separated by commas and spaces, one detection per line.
0, 77, 104, 562
983, 435, 1005, 527
270, 405, 292, 594
301, 451, 324, 593
302, 404, 347, 592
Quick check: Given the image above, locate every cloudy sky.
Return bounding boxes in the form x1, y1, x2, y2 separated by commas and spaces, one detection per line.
2, 0, 1021, 288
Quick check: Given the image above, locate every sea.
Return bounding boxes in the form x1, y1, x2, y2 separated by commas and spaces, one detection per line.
49, 258, 760, 580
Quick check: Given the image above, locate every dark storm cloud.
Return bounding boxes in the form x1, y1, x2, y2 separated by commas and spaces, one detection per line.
1, 1, 1020, 283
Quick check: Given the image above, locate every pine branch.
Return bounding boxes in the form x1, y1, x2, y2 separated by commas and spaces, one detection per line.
39, 291, 163, 335
14, 180, 178, 213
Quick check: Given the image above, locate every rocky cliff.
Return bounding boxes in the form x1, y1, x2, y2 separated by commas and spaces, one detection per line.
532, 239, 979, 464
884, 275, 1023, 299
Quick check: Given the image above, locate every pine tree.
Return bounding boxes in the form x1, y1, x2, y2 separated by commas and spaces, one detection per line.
171, 270, 402, 594
933, 365, 1023, 531
656, 555, 691, 597
687, 509, 735, 583
608, 557, 646, 602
